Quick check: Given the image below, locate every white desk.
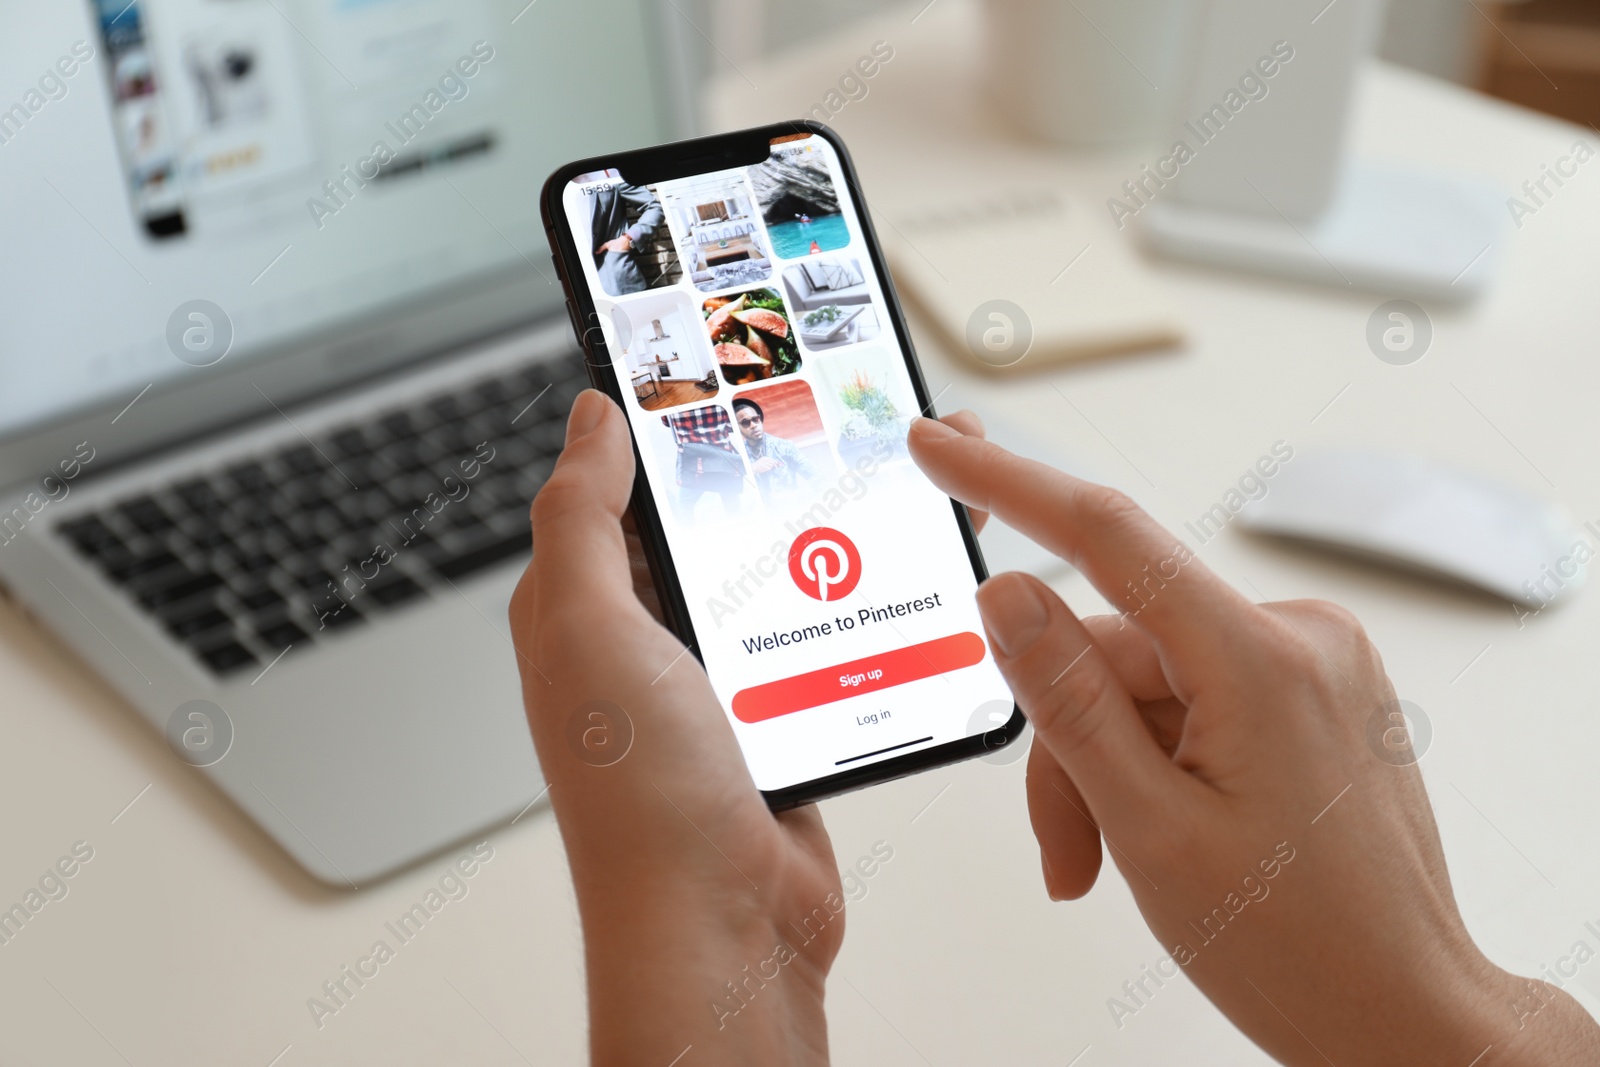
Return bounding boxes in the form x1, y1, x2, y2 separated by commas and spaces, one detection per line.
4, 3, 1598, 1064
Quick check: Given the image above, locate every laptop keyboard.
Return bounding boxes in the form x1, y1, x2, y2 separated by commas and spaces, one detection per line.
55, 356, 590, 678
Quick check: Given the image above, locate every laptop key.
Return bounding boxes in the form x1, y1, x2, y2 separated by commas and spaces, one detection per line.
294, 559, 334, 583
474, 379, 509, 409
119, 497, 176, 535
492, 435, 539, 467
327, 428, 370, 459
90, 544, 138, 577
225, 461, 272, 493
166, 606, 232, 640
107, 550, 183, 585
426, 426, 473, 458
256, 618, 309, 647
287, 529, 329, 553
432, 529, 531, 581
378, 411, 417, 441
353, 485, 399, 515
315, 603, 366, 631
278, 445, 322, 475
175, 493, 226, 524
382, 442, 430, 474
198, 640, 257, 674
59, 516, 122, 554
235, 585, 286, 612
139, 570, 224, 609
427, 395, 462, 423
366, 575, 427, 607
185, 522, 231, 550
444, 506, 488, 532
230, 552, 276, 575
515, 365, 557, 394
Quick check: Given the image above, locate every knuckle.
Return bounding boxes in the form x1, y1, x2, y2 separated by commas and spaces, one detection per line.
507, 564, 535, 626
1338, 617, 1383, 677
1296, 598, 1363, 636
1291, 599, 1378, 675
1028, 653, 1116, 750
1257, 615, 1328, 681
529, 473, 587, 531
1281, 626, 1329, 674
1077, 485, 1143, 529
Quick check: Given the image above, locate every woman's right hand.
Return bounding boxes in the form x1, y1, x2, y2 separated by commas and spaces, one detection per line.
908, 416, 1600, 1066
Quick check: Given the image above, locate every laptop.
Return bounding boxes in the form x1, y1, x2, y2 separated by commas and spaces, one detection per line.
0, 0, 693, 885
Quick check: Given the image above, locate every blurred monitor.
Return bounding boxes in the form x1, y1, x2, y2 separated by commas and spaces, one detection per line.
0, 0, 689, 442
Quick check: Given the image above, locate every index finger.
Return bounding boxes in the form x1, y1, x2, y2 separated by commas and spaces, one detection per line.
939, 409, 989, 535
908, 417, 1257, 682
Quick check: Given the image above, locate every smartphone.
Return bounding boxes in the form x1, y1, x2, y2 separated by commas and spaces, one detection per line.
542, 121, 1023, 808
90, 0, 189, 239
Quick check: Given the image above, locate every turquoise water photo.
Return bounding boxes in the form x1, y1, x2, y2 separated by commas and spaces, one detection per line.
768, 214, 850, 259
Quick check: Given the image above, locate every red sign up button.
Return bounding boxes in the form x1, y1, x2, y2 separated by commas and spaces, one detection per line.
731, 632, 987, 724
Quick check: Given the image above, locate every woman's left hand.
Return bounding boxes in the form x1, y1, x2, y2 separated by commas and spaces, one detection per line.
511, 389, 843, 1067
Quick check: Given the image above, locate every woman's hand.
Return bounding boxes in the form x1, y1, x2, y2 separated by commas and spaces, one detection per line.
511, 390, 840, 1067
908, 416, 1600, 1067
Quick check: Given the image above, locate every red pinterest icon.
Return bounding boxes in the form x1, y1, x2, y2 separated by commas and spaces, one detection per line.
788, 527, 861, 602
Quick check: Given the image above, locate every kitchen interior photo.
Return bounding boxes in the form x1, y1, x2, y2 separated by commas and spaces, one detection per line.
618, 292, 720, 411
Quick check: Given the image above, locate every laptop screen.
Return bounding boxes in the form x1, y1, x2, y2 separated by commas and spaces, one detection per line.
0, 0, 679, 438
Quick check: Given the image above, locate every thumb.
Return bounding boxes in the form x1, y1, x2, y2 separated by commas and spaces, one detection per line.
977, 572, 1186, 837
526, 389, 639, 615
513, 389, 746, 797
512, 388, 649, 706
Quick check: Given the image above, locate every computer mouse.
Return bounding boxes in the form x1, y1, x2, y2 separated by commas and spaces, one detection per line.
1234, 451, 1587, 608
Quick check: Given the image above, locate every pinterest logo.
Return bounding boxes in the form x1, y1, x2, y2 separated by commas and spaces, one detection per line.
788, 527, 861, 602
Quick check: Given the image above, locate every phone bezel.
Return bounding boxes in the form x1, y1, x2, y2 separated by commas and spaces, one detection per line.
539, 120, 1026, 809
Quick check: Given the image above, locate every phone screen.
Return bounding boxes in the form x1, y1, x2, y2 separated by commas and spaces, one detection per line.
557, 131, 1015, 795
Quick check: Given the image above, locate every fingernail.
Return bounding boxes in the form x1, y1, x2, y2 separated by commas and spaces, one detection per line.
566, 390, 605, 445
978, 574, 1051, 657
1042, 853, 1063, 902
910, 416, 959, 440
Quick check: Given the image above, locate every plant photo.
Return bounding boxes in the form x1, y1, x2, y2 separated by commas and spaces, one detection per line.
811, 347, 916, 466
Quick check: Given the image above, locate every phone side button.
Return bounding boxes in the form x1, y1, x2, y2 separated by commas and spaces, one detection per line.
564, 299, 585, 343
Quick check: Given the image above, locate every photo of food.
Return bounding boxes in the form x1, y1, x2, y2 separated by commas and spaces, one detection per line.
781, 256, 882, 352
703, 288, 802, 386
574, 175, 683, 297
731, 380, 834, 506
749, 142, 851, 258
660, 174, 773, 292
